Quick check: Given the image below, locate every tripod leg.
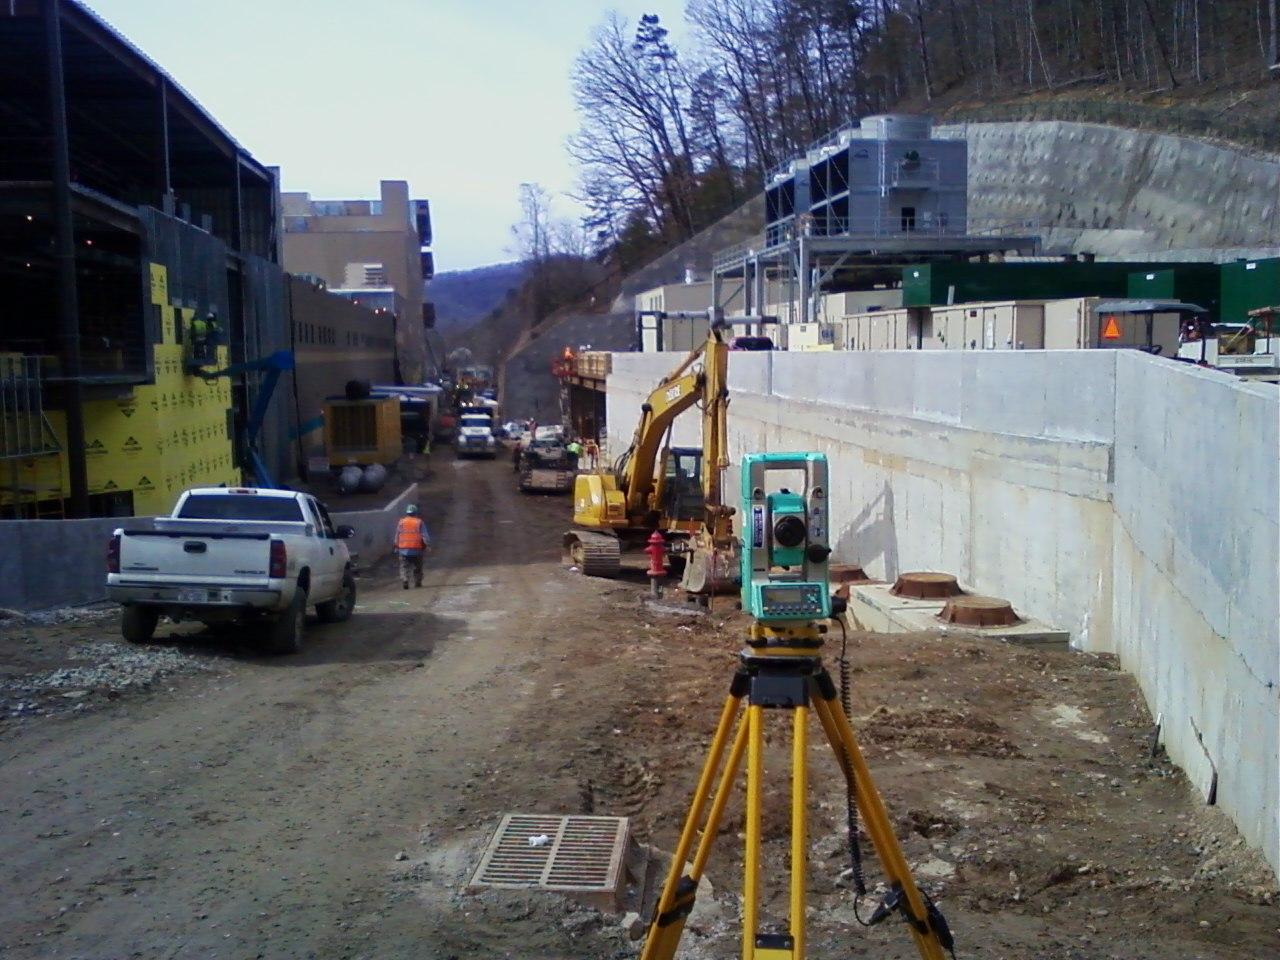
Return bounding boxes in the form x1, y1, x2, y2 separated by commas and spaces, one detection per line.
690, 709, 750, 877
790, 705, 808, 957
641, 687, 745, 960
810, 686, 949, 960
743, 704, 764, 960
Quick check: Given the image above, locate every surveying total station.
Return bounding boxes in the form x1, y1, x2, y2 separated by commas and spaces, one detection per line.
640, 452, 955, 960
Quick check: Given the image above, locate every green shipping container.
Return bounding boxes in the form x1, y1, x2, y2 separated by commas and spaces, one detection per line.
1220, 258, 1280, 323
1126, 266, 1221, 317
902, 261, 1206, 308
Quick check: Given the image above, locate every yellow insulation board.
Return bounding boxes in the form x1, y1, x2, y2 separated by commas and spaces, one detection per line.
4, 264, 241, 515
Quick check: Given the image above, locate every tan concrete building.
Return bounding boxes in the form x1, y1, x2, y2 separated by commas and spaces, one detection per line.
282, 181, 432, 382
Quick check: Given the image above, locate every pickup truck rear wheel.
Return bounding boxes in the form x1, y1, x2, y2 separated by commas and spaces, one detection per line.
266, 590, 306, 654
121, 605, 159, 644
316, 572, 356, 623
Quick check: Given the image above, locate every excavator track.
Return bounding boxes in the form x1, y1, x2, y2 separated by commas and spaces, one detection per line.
563, 530, 622, 578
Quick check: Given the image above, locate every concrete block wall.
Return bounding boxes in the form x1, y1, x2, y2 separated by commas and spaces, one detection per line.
937, 120, 1280, 252
0, 483, 419, 613
607, 349, 1279, 874
0, 516, 154, 612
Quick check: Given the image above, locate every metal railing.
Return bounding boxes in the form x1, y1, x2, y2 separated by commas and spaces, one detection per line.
761, 215, 1039, 247
713, 235, 767, 269
714, 216, 1040, 269
0, 355, 61, 460
766, 120, 866, 182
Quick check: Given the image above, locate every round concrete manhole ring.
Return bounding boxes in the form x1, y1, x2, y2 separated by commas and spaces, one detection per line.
890, 571, 962, 599
829, 564, 872, 598
938, 596, 1021, 627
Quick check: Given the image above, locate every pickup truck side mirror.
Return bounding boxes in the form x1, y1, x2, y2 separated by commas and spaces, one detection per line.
336, 525, 355, 539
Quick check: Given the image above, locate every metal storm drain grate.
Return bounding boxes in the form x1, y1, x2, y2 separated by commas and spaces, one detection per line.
470, 813, 630, 902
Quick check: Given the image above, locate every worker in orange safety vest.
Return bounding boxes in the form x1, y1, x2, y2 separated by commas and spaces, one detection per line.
395, 503, 431, 589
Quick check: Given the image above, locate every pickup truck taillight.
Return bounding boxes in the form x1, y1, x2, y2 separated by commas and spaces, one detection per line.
269, 540, 287, 579
107, 533, 121, 574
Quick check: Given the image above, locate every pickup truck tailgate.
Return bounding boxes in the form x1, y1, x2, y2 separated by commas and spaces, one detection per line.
117, 528, 274, 585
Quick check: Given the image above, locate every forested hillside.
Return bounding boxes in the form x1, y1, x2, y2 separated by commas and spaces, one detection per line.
429, 261, 527, 333
571, 1, 1278, 269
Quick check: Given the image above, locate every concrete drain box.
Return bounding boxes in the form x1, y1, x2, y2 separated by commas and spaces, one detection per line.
469, 813, 631, 909
846, 581, 1069, 646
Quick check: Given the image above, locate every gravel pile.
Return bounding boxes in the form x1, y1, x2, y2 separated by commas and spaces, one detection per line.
0, 604, 116, 628
3, 639, 212, 712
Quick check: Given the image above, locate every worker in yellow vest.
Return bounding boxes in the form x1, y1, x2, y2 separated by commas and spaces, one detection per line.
395, 504, 431, 589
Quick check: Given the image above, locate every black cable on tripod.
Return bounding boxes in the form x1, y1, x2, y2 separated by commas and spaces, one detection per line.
835, 617, 873, 926
836, 617, 958, 958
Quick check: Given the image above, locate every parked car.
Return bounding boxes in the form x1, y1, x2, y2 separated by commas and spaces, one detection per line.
730, 335, 775, 351
106, 487, 356, 654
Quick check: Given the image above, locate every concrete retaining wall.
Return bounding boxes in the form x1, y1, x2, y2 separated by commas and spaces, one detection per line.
936, 120, 1280, 252
0, 515, 155, 612
0, 483, 419, 613
334, 483, 419, 569
503, 311, 635, 423
607, 349, 1279, 874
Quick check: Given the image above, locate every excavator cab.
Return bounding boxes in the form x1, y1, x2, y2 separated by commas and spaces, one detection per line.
659, 447, 705, 523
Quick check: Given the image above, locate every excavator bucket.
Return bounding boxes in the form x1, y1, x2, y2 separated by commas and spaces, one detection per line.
678, 541, 740, 595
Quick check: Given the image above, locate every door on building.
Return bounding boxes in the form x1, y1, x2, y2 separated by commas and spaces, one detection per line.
900, 207, 916, 232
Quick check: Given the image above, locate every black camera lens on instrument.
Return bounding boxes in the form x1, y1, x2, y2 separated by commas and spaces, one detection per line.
773, 515, 807, 548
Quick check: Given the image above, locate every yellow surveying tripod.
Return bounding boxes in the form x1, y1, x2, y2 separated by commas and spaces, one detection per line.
640, 453, 954, 960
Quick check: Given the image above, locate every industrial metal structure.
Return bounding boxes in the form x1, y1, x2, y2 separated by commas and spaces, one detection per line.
711, 114, 1039, 327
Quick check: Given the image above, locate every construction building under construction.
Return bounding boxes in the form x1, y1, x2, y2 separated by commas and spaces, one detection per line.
0, 0, 418, 518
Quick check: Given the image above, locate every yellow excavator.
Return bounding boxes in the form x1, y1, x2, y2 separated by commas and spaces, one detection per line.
563, 322, 738, 594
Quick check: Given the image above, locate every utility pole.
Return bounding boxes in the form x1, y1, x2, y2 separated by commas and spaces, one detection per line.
46, 0, 89, 518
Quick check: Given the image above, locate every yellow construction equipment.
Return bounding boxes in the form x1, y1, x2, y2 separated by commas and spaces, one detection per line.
563, 321, 737, 592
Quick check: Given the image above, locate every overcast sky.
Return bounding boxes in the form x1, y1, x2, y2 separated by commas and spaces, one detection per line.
83, 0, 687, 272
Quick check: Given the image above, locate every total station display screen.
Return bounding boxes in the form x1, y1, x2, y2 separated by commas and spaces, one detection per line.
761, 587, 800, 604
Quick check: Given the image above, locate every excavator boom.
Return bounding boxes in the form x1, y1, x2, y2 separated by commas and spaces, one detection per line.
566, 320, 738, 592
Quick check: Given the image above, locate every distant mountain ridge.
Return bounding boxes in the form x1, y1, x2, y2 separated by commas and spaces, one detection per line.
429, 261, 528, 333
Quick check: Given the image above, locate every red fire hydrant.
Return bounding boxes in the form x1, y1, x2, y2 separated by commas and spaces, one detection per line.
644, 531, 668, 597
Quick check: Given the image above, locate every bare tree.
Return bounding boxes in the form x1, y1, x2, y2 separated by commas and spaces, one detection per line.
568, 0, 1272, 268
913, 0, 936, 98
1270, 0, 1279, 67
511, 182, 552, 266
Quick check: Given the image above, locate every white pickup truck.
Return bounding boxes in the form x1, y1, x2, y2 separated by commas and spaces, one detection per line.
106, 487, 357, 654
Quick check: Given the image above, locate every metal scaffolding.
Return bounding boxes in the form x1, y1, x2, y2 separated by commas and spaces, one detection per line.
1, 355, 64, 519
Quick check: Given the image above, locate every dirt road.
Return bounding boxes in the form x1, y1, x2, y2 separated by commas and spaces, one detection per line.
2, 452, 1276, 959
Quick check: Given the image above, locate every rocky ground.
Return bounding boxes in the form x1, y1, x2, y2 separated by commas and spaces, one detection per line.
1, 451, 1275, 959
